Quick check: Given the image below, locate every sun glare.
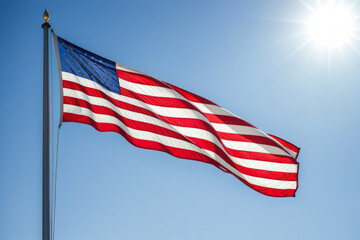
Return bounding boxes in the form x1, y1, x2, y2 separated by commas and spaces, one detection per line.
263, 1, 360, 64
307, 4, 355, 47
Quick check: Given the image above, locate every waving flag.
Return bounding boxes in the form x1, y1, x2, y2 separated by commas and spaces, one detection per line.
54, 34, 300, 197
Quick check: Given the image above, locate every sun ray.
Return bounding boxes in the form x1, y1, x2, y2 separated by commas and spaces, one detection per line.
252, 31, 309, 59
305, 41, 319, 59
346, 41, 360, 54
276, 37, 312, 69
300, 0, 316, 12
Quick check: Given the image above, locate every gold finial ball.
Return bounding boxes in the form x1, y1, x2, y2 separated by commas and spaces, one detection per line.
43, 9, 50, 22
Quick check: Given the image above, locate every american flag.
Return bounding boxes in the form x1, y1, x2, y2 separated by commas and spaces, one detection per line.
54, 35, 300, 197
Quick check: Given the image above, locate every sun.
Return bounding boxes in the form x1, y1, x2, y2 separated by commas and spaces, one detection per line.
301, 0, 360, 51
262, 1, 360, 65
306, 1, 356, 48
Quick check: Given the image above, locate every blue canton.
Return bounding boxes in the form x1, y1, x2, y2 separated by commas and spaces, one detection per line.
57, 37, 120, 94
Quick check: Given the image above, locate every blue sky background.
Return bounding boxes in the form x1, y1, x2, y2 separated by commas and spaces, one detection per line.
1, 0, 360, 239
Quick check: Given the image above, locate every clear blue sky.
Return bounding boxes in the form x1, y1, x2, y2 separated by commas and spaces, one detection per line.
1, 0, 360, 239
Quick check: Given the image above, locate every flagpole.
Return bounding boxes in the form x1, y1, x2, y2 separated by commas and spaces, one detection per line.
42, 9, 51, 240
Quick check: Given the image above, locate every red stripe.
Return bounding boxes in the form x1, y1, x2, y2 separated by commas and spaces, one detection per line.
63, 97, 232, 175
121, 87, 200, 110
64, 96, 297, 181
187, 137, 297, 181
118, 82, 256, 128
117, 79, 256, 128
64, 97, 191, 142
269, 134, 300, 156
167, 82, 217, 105
64, 81, 224, 142
64, 96, 245, 168
217, 132, 284, 148
117, 69, 171, 87
225, 147, 296, 164
63, 112, 297, 197
203, 113, 255, 126
64, 81, 221, 138
64, 81, 297, 164
117, 69, 219, 106
68, 80, 255, 129
64, 80, 170, 122
63, 112, 209, 164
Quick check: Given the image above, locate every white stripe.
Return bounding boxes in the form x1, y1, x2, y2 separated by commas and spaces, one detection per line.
117, 74, 232, 116
232, 158, 297, 173
118, 76, 299, 157
63, 72, 297, 158
64, 87, 297, 173
120, 79, 177, 98
64, 80, 292, 158
211, 123, 266, 136
116, 62, 148, 76
64, 104, 297, 190
64, 72, 262, 135
118, 78, 295, 152
119, 78, 236, 119
191, 102, 233, 116
222, 139, 291, 156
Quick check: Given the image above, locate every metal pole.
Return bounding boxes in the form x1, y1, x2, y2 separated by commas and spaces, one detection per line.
42, 9, 51, 240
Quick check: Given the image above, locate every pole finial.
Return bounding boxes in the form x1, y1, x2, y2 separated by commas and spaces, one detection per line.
43, 9, 50, 22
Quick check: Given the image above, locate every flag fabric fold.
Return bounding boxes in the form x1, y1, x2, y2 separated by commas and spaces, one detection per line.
54, 34, 300, 197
